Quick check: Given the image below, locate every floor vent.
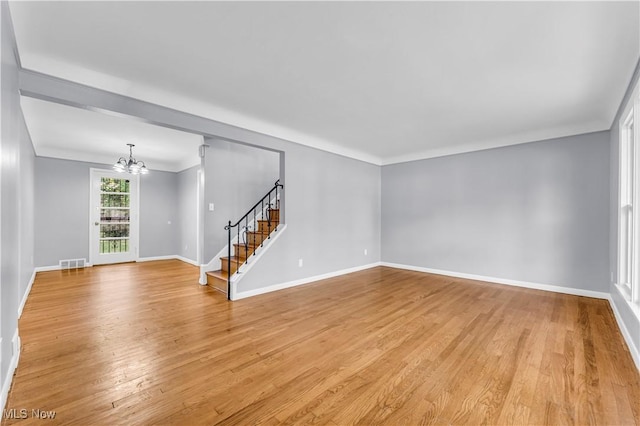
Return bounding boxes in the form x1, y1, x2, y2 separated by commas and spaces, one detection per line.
59, 258, 86, 269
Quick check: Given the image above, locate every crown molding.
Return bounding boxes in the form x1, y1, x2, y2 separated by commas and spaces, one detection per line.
19, 55, 383, 166
18, 58, 612, 168
381, 123, 609, 166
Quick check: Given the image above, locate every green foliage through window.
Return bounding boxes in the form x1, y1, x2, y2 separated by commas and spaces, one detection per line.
101, 178, 130, 193
98, 178, 131, 254
100, 239, 129, 254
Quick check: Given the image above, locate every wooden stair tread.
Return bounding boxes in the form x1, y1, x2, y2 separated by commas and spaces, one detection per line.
234, 243, 259, 249
220, 256, 243, 264
220, 256, 243, 262
257, 220, 279, 232
206, 270, 229, 280
206, 270, 228, 294
214, 205, 281, 289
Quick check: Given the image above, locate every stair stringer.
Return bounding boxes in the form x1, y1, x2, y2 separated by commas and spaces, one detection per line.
199, 198, 280, 285
227, 224, 287, 299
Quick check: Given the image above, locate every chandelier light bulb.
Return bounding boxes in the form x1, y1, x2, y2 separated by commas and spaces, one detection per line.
113, 144, 149, 175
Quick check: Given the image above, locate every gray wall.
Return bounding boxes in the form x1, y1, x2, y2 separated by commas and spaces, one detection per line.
234, 143, 381, 294
382, 131, 610, 293
203, 139, 280, 261
34, 158, 97, 266
200, 137, 382, 296
33, 132, 381, 295
6, 0, 634, 384
19, 71, 384, 293
139, 169, 178, 258
19, 111, 35, 300
609, 58, 640, 357
34, 157, 180, 266
0, 0, 35, 393
177, 165, 198, 262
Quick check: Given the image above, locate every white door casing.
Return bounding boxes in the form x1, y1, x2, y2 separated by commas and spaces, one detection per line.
89, 168, 139, 265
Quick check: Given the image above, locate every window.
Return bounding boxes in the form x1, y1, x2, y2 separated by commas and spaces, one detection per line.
99, 177, 131, 254
618, 80, 640, 307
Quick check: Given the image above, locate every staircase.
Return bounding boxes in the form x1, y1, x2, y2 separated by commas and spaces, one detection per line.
204, 180, 283, 298
206, 209, 280, 293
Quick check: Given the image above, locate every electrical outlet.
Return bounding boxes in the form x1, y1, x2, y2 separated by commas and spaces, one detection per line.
364, 249, 368, 256
298, 258, 303, 267
209, 203, 215, 211
167, 220, 172, 225
610, 272, 614, 282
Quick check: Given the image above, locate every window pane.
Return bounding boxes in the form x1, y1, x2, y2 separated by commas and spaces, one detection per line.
627, 209, 634, 287
101, 178, 130, 193
101, 194, 130, 208
100, 224, 130, 239
98, 177, 132, 254
629, 120, 634, 204
621, 207, 629, 284
620, 110, 636, 294
100, 209, 130, 222
100, 239, 129, 254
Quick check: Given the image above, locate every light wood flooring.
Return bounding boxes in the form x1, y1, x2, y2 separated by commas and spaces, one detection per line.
4, 260, 639, 425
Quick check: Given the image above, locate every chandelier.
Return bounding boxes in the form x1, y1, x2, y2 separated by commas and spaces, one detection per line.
113, 144, 149, 175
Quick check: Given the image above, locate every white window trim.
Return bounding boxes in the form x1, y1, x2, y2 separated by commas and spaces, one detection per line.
617, 78, 640, 312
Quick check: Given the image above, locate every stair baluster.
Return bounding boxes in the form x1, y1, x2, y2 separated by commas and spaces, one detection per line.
221, 180, 283, 300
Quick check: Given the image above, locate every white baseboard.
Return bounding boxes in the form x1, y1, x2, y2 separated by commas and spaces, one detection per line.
1, 329, 21, 412
383, 262, 637, 371
175, 255, 199, 267
37, 255, 197, 270
608, 290, 640, 372
234, 261, 610, 301
234, 262, 382, 300
34, 265, 62, 272
230, 224, 288, 298
35, 256, 196, 276
34, 263, 93, 272
137, 255, 199, 266
35, 255, 197, 275
137, 255, 175, 262
18, 270, 36, 318
380, 262, 610, 300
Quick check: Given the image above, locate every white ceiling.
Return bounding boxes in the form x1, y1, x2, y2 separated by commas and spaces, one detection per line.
21, 97, 203, 172
10, 1, 640, 166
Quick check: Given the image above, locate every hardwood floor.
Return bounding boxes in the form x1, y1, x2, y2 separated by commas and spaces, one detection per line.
4, 261, 639, 425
